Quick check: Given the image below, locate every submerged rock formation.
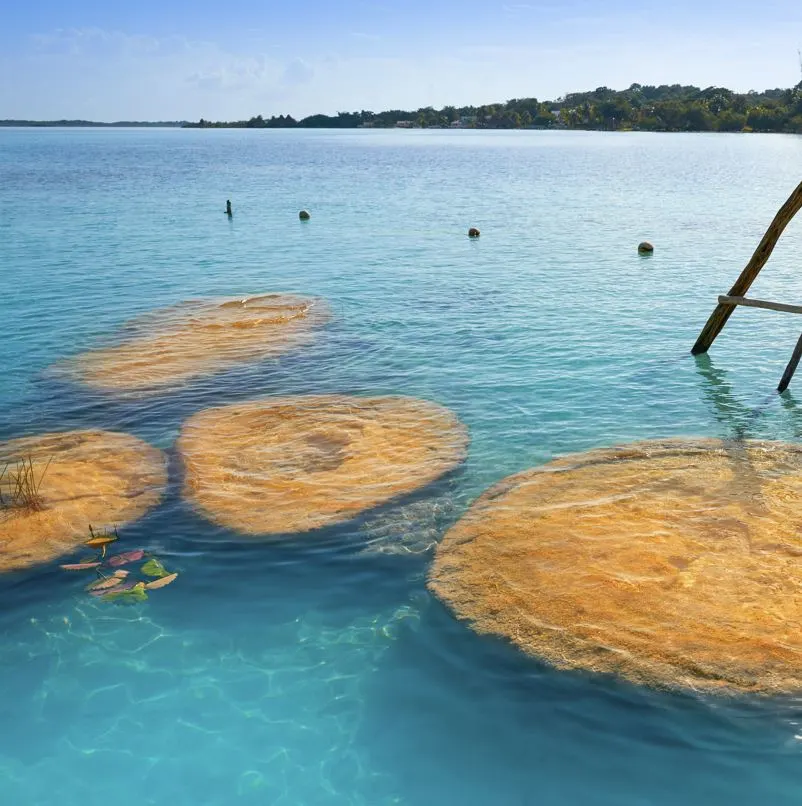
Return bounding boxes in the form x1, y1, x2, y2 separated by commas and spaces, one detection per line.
0, 430, 166, 572
66, 293, 329, 393
430, 438, 802, 694
177, 395, 468, 535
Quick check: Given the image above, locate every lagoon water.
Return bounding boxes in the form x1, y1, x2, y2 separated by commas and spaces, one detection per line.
2, 127, 802, 805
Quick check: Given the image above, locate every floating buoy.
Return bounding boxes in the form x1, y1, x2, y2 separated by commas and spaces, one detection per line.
225, 200, 232, 217
299, 210, 311, 221
468, 228, 480, 238
638, 241, 654, 254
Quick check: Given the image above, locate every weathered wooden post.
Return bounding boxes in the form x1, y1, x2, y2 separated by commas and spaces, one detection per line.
691, 179, 802, 355
779, 334, 802, 394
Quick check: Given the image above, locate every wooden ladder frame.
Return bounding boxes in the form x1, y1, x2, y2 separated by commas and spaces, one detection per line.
692, 179, 802, 393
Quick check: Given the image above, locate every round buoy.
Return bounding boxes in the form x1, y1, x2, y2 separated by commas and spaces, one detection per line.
638, 241, 654, 254
299, 210, 311, 221
468, 228, 480, 238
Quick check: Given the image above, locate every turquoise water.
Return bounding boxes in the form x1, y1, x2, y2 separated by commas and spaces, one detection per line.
2, 127, 802, 804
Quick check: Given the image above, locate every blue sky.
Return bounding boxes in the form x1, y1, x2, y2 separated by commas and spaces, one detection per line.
2, 0, 802, 120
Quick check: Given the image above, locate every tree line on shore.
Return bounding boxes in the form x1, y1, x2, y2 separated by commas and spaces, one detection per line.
184, 82, 802, 133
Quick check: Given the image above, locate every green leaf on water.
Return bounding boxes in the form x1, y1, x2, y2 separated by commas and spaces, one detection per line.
101, 583, 149, 604
141, 557, 169, 578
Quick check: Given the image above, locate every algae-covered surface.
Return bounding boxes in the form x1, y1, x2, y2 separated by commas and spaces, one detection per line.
430, 439, 802, 694
0, 430, 166, 572
64, 293, 329, 392
178, 395, 468, 535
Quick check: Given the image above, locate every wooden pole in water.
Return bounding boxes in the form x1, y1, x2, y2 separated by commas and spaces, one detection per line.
691, 178, 802, 355
778, 333, 802, 393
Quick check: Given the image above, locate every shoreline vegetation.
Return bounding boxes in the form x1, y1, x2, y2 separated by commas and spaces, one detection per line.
4, 82, 802, 133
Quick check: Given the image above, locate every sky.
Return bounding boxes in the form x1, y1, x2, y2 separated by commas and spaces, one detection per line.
2, 0, 802, 121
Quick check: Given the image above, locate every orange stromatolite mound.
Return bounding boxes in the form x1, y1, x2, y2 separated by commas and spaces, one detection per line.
177, 395, 468, 535
429, 438, 802, 694
0, 430, 167, 572
66, 293, 329, 392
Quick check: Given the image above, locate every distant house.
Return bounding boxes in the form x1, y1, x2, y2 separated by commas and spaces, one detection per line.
395, 120, 415, 128
449, 115, 476, 129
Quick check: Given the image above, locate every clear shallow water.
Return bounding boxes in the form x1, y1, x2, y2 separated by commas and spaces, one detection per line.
2, 128, 802, 804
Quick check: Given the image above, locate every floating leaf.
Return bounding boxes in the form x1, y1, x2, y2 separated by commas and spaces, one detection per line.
87, 524, 119, 544
98, 582, 148, 604
90, 579, 135, 596
61, 561, 101, 571
87, 576, 126, 593
144, 572, 178, 590
85, 535, 118, 548
141, 557, 169, 578
107, 549, 145, 567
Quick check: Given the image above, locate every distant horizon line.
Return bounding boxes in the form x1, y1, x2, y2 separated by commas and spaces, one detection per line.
0, 120, 187, 127
4, 77, 801, 129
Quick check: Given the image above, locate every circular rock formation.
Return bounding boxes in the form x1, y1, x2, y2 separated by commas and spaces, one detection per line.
67, 293, 329, 393
430, 438, 802, 694
0, 430, 167, 572
177, 395, 468, 535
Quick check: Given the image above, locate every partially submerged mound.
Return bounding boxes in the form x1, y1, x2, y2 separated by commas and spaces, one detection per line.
430, 439, 802, 694
0, 430, 166, 572
67, 293, 329, 392
178, 395, 468, 535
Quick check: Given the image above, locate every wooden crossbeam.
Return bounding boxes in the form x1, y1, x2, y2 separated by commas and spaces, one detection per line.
718, 295, 802, 315
691, 178, 802, 355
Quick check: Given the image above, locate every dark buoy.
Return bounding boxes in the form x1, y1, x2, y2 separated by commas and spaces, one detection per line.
468, 227, 480, 238
638, 241, 654, 255
299, 210, 311, 221
225, 200, 233, 217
